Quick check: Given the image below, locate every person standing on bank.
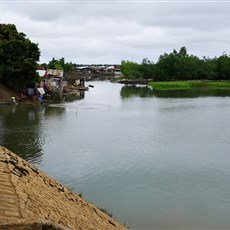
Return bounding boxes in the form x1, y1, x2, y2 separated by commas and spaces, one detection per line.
11, 96, 17, 104
39, 94, 43, 104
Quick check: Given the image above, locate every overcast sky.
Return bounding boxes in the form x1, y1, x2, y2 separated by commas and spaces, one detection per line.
1, 0, 230, 64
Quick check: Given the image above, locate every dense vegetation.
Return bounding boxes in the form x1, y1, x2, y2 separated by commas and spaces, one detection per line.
121, 47, 230, 81
0, 24, 40, 88
47, 57, 76, 72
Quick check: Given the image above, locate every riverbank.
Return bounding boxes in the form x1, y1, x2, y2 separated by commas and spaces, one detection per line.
117, 79, 151, 85
0, 82, 21, 103
149, 81, 230, 90
0, 146, 127, 229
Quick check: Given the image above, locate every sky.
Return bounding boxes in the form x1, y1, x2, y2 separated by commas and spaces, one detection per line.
1, 0, 230, 64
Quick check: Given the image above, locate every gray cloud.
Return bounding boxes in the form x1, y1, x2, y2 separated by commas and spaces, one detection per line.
1, 1, 230, 64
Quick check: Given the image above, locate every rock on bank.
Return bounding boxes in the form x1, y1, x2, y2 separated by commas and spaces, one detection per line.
0, 146, 127, 230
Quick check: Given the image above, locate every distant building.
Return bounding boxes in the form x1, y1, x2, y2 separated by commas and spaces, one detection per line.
36, 68, 65, 99
75, 64, 122, 79
45, 69, 64, 96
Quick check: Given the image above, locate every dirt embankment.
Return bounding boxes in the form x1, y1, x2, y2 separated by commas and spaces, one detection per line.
0, 83, 21, 103
0, 146, 127, 230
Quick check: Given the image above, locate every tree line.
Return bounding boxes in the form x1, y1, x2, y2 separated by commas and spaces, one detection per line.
43, 57, 76, 72
1, 23, 230, 91
121, 47, 230, 81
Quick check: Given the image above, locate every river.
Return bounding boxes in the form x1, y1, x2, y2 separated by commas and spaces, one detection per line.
1, 81, 230, 229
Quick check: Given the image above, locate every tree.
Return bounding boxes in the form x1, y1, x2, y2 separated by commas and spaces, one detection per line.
139, 58, 155, 79
178, 46, 188, 57
156, 47, 200, 80
216, 53, 230, 80
120, 47, 230, 81
198, 57, 217, 80
0, 24, 40, 88
120, 60, 141, 79
47, 57, 75, 72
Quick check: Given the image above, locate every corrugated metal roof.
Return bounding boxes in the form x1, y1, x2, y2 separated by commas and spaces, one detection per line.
47, 69, 64, 78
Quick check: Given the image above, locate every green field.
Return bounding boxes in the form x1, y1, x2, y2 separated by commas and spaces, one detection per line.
149, 81, 230, 90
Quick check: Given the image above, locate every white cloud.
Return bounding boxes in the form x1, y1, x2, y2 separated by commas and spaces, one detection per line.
1, 1, 230, 64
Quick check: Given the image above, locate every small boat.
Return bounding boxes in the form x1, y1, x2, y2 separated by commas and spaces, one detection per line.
89, 85, 94, 88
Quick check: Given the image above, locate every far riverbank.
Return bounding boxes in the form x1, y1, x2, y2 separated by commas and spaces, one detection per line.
149, 80, 230, 90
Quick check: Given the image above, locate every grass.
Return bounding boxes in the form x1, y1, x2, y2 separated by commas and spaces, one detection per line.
149, 81, 230, 91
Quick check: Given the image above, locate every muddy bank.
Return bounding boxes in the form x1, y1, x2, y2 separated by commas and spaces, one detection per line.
0, 83, 21, 103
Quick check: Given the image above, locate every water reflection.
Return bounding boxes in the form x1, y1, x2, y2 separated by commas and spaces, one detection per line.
120, 85, 230, 98
0, 104, 65, 164
64, 90, 85, 102
120, 85, 154, 98
153, 89, 230, 98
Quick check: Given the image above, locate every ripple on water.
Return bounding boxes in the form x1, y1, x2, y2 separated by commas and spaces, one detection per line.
3, 83, 230, 229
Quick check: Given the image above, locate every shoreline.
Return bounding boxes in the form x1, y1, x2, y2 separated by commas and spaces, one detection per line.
148, 80, 230, 91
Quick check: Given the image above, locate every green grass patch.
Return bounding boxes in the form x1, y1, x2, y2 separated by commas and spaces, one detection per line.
149, 81, 230, 90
